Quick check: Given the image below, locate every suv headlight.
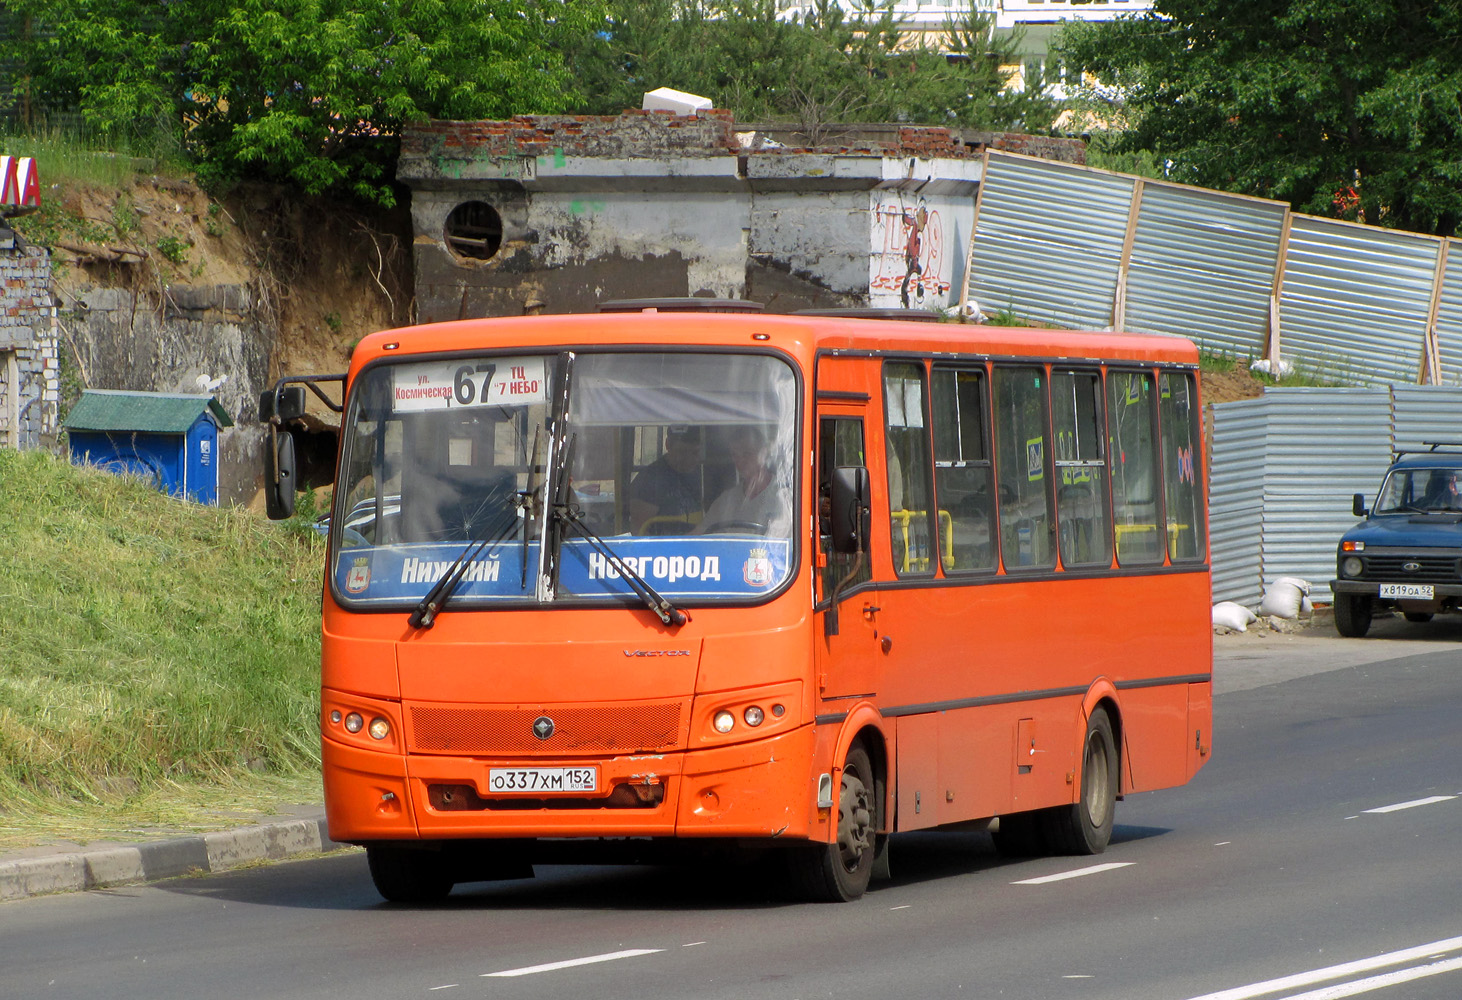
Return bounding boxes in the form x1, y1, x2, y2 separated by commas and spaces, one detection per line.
1341, 556, 1363, 577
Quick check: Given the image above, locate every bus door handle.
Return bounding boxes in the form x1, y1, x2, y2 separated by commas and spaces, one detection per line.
862, 604, 880, 620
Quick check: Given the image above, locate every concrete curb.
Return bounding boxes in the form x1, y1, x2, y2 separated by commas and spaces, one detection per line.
0, 815, 348, 902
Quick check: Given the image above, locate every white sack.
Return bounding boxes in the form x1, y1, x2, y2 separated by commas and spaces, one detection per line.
1213, 601, 1258, 631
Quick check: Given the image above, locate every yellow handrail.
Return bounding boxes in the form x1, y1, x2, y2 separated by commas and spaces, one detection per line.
890, 508, 953, 572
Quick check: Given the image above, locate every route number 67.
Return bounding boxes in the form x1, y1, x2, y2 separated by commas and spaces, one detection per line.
454, 363, 497, 405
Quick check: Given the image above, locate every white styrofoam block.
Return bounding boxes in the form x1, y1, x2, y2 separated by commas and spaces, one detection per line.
642, 87, 714, 115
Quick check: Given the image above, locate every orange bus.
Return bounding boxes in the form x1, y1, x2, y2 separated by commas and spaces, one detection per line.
260, 301, 1212, 902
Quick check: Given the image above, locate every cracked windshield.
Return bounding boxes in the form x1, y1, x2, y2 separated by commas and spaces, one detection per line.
331, 351, 798, 607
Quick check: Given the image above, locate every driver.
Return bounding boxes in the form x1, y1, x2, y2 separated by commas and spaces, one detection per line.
628, 426, 704, 533
1434, 471, 1462, 509
697, 426, 789, 536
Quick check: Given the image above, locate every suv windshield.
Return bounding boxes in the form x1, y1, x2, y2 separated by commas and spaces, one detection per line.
1375, 467, 1462, 514
330, 351, 798, 608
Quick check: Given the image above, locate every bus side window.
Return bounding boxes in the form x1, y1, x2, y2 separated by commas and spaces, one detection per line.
883, 362, 935, 576
819, 417, 871, 599
1052, 369, 1112, 568
993, 366, 1054, 570
1159, 371, 1205, 561
1107, 370, 1163, 565
932, 366, 996, 573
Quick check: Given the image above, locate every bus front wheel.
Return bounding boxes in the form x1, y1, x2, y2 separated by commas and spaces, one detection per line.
367, 844, 454, 903
789, 744, 877, 902
1041, 707, 1117, 855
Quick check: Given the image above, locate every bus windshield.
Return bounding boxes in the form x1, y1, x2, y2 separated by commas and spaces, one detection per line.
330, 350, 799, 609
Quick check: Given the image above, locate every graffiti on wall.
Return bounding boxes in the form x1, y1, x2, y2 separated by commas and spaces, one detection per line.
870, 193, 950, 308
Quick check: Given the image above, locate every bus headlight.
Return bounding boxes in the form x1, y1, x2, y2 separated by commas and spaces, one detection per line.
344, 712, 364, 733
743, 706, 764, 727
1341, 556, 1363, 577
368, 717, 391, 740
713, 711, 735, 734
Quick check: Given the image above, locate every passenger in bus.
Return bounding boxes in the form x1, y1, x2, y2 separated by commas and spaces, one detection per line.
628, 425, 705, 533
697, 426, 789, 536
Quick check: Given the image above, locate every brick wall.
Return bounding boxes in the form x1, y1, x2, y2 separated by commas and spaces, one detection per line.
401, 112, 1088, 163
0, 240, 58, 449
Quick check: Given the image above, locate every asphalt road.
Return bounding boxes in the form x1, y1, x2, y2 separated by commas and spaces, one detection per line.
3, 617, 1460, 1000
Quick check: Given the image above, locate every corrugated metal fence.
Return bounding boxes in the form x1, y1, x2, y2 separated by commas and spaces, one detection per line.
964, 151, 1454, 387
1209, 387, 1462, 606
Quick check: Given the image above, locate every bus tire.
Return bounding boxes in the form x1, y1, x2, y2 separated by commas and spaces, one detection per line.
366, 844, 454, 903
1334, 595, 1372, 637
789, 744, 877, 902
1041, 707, 1117, 855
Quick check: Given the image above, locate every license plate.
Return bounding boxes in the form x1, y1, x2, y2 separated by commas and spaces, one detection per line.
1380, 583, 1434, 600
487, 767, 598, 794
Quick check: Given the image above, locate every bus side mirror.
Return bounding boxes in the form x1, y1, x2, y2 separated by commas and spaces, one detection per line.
259, 385, 307, 423
831, 465, 870, 554
1353, 493, 1367, 517
265, 429, 297, 520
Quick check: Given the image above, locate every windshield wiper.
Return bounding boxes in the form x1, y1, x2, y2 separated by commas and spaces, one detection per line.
559, 504, 688, 628
407, 521, 519, 630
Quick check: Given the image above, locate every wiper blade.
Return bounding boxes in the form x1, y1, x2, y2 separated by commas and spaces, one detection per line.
560, 506, 688, 628
408, 521, 519, 630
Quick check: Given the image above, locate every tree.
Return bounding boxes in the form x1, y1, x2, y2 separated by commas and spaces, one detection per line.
1055, 0, 1462, 236
565, 0, 1061, 134
3, 0, 605, 204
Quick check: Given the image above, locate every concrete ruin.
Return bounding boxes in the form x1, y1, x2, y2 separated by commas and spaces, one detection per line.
397, 111, 1085, 320
0, 233, 59, 450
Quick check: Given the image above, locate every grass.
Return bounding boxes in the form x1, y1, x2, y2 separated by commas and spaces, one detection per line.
0, 125, 187, 188
1198, 349, 1344, 388
0, 449, 324, 848
0, 125, 191, 258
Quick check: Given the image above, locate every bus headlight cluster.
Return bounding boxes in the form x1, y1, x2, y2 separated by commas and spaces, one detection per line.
328, 703, 394, 743
712, 703, 785, 735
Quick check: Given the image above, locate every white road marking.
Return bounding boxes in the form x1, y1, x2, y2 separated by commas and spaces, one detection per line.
682, 941, 706, 947
890, 905, 911, 910
1012, 862, 1134, 885
1276, 956, 1462, 1000
1215, 841, 1232, 846
483, 949, 664, 978
428, 987, 457, 992
1363, 795, 1456, 814
1183, 934, 1462, 1000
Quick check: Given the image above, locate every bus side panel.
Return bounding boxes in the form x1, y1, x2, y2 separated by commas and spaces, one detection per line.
874, 571, 1209, 823
1113, 686, 1190, 792
1187, 680, 1214, 780
894, 714, 940, 831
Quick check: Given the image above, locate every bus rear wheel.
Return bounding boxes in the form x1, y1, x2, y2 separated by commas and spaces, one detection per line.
789, 744, 877, 902
1334, 595, 1372, 637
366, 844, 454, 903
1041, 707, 1117, 855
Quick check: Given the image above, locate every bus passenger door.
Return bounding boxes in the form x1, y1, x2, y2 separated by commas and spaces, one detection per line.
816, 410, 880, 702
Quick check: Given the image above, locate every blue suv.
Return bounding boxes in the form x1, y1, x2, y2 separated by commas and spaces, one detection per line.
1332, 444, 1462, 637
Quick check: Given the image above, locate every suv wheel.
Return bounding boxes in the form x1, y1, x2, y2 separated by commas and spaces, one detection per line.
1334, 594, 1372, 637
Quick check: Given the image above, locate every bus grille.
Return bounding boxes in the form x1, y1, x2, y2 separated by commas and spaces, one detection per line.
407, 702, 685, 755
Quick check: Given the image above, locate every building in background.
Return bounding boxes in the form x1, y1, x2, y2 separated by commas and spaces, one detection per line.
776, 0, 1152, 96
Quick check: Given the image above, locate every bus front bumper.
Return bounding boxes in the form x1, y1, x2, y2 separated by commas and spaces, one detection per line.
322, 724, 818, 844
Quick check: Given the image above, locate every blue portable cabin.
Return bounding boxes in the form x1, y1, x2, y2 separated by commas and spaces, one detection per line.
62, 389, 234, 504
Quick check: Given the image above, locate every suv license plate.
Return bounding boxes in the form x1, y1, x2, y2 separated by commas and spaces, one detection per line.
488, 767, 598, 794
1380, 583, 1434, 599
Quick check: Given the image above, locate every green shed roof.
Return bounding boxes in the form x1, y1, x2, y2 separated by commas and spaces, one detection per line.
62, 390, 234, 433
